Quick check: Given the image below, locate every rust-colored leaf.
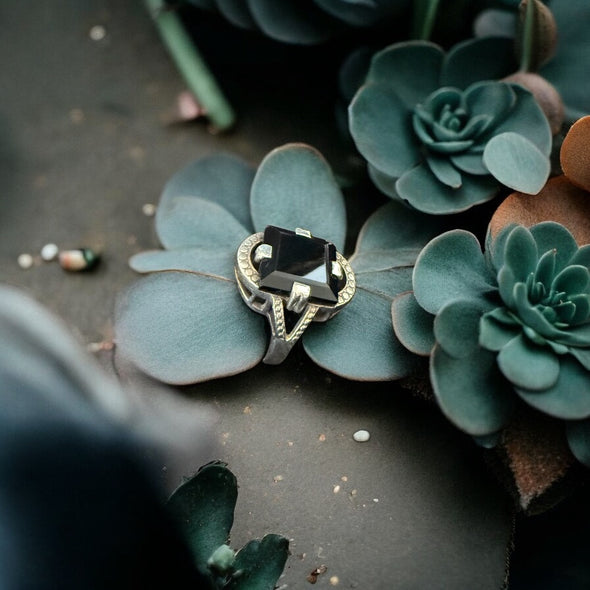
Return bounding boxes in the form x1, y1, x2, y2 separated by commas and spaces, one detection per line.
560, 115, 590, 192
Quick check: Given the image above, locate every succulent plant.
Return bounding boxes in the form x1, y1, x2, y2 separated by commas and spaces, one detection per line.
392, 216, 590, 466
116, 144, 442, 384
167, 462, 289, 590
183, 0, 411, 44
348, 37, 552, 215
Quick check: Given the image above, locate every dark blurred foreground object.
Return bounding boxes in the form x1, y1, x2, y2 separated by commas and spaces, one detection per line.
0, 286, 212, 588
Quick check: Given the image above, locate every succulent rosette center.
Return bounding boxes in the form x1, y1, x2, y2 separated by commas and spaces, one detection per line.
480, 225, 590, 388
414, 87, 488, 156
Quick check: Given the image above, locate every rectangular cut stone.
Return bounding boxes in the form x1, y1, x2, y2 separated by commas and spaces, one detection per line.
258, 226, 341, 303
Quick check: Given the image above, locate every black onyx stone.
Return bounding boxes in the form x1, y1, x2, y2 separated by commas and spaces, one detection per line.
258, 226, 344, 304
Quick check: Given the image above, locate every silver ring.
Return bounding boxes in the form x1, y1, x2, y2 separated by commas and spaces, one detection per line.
235, 226, 356, 365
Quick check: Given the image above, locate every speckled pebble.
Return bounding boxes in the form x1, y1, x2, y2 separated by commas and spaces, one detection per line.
353, 429, 370, 443
40, 243, 59, 261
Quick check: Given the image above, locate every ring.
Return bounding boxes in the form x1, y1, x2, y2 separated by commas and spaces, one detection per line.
235, 225, 356, 365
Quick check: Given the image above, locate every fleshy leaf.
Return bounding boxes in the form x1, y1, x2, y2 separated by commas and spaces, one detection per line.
167, 462, 238, 577
503, 225, 538, 283
247, 0, 342, 44
159, 153, 254, 232
115, 272, 266, 384
215, 0, 257, 28
391, 291, 435, 356
367, 41, 444, 108
480, 310, 521, 352
353, 201, 442, 254
303, 287, 423, 380
349, 83, 420, 179
413, 230, 495, 315
441, 36, 517, 89
425, 154, 462, 189
434, 299, 486, 359
516, 356, 590, 419
497, 333, 560, 391
368, 164, 402, 199
483, 132, 550, 194
529, 222, 578, 273
250, 144, 346, 250
396, 163, 499, 215
129, 247, 236, 280
226, 535, 289, 590
566, 419, 590, 468
156, 197, 250, 250
431, 344, 514, 436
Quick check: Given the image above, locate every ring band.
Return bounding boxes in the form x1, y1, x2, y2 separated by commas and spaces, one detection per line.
235, 226, 356, 365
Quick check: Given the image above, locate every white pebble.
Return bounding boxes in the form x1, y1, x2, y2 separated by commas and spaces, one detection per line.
40, 243, 59, 261
142, 203, 156, 216
353, 429, 370, 443
89, 25, 106, 41
17, 254, 33, 269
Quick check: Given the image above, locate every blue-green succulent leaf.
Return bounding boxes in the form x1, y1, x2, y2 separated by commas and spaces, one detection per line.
441, 36, 517, 89
115, 272, 266, 384
167, 462, 237, 577
226, 534, 289, 590
552, 265, 590, 295
351, 249, 422, 272
464, 81, 516, 125
434, 299, 487, 359
483, 132, 550, 194
534, 248, 557, 287
367, 164, 402, 200
530, 222, 579, 273
480, 310, 521, 352
497, 333, 560, 391
413, 230, 495, 314
349, 83, 420, 179
497, 266, 517, 308
391, 291, 435, 356
490, 86, 552, 155
215, 0, 257, 28
129, 247, 236, 280
367, 41, 444, 108
425, 154, 462, 188
353, 266, 413, 298
516, 355, 590, 419
247, 0, 343, 43
250, 144, 346, 250
570, 245, 590, 268
431, 344, 514, 436
303, 287, 423, 380
503, 225, 538, 283
354, 201, 444, 254
314, 0, 397, 26
396, 164, 499, 214
450, 152, 488, 175
566, 419, 590, 468
339, 47, 372, 102
570, 347, 590, 371
159, 153, 254, 232
157, 197, 250, 250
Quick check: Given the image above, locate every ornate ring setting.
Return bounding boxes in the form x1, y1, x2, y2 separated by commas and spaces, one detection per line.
235, 226, 356, 365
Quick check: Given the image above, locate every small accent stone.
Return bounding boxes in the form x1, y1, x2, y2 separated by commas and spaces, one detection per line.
58, 248, 100, 272
17, 254, 33, 269
89, 25, 106, 41
40, 243, 59, 261
142, 203, 156, 217
353, 430, 370, 443
258, 226, 344, 304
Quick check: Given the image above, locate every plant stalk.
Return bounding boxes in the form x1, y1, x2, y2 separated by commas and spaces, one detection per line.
144, 0, 235, 131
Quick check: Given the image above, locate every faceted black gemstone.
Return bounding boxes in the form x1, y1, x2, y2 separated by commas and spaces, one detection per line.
258, 226, 344, 304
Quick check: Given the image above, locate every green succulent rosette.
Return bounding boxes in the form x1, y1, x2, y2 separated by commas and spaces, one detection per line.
392, 221, 590, 465
116, 144, 441, 384
349, 38, 552, 215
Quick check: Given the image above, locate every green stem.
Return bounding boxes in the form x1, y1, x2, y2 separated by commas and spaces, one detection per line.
144, 0, 235, 131
519, 0, 536, 72
414, 0, 441, 41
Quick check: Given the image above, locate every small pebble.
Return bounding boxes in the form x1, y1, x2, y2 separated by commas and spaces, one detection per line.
58, 248, 100, 272
353, 429, 370, 443
142, 203, 156, 216
333, 485, 340, 494
17, 253, 33, 269
40, 243, 59, 262
330, 576, 340, 586
89, 25, 106, 41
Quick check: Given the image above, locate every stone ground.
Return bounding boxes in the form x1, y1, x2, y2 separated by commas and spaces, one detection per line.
4, 2, 579, 588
